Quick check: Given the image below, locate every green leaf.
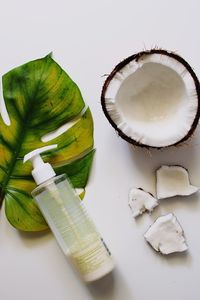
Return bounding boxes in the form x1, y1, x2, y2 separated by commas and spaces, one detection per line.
0, 54, 94, 231
55, 149, 95, 188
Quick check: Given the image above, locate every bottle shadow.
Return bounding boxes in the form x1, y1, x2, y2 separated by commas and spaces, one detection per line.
87, 272, 115, 298
87, 269, 134, 300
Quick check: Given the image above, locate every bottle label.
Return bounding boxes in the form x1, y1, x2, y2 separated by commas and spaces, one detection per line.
101, 238, 111, 256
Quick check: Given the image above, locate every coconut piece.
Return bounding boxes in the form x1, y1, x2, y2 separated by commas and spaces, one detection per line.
144, 213, 188, 255
156, 165, 199, 199
101, 49, 200, 148
128, 188, 158, 217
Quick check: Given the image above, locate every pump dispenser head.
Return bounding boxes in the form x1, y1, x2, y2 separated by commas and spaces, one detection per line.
24, 145, 57, 185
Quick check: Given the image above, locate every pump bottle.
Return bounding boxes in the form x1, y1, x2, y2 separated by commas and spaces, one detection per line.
24, 145, 114, 282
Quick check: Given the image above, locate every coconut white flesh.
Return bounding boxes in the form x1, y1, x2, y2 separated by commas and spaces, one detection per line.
144, 213, 188, 255
128, 188, 158, 217
156, 165, 199, 199
104, 53, 198, 147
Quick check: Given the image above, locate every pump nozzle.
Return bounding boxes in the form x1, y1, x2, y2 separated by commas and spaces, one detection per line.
24, 145, 57, 185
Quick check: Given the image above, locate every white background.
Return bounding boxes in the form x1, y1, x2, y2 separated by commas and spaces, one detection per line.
0, 1, 200, 299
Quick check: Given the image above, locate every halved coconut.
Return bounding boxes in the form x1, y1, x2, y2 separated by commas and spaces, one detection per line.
101, 49, 200, 148
128, 187, 158, 217
144, 213, 188, 255
156, 165, 199, 199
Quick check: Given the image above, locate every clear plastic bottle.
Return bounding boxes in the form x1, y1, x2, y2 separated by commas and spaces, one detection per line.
24, 145, 114, 282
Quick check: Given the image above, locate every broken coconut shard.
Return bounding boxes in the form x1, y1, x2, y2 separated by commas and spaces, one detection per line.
101, 49, 200, 148
156, 165, 199, 199
128, 188, 158, 217
144, 213, 188, 255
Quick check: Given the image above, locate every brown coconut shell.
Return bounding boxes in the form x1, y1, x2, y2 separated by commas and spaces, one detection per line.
101, 49, 200, 149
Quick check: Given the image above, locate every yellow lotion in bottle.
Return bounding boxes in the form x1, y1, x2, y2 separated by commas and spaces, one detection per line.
24, 145, 114, 282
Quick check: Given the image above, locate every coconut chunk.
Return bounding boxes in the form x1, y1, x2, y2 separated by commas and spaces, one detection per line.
128, 188, 158, 217
144, 213, 188, 255
156, 165, 199, 199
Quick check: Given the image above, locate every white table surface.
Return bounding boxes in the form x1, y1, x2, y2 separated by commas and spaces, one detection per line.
0, 1, 200, 299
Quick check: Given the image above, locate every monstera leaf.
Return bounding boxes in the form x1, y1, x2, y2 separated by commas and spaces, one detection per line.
0, 54, 94, 231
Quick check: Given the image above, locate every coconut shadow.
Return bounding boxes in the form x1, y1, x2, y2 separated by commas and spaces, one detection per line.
144, 238, 192, 267
156, 192, 200, 213
127, 125, 200, 196
162, 250, 192, 267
